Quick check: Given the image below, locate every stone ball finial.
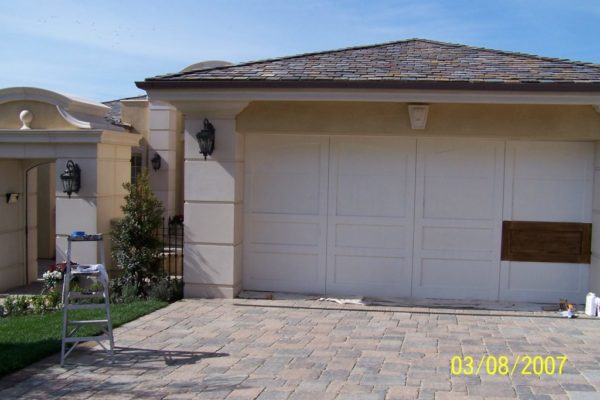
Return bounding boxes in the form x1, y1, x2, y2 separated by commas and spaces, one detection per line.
19, 109, 33, 130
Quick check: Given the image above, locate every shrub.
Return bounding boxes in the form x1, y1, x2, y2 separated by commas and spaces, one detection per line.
3, 292, 63, 317
30, 295, 47, 314
45, 290, 61, 310
109, 277, 140, 304
111, 170, 164, 296
148, 278, 184, 303
121, 283, 141, 303
4, 296, 29, 316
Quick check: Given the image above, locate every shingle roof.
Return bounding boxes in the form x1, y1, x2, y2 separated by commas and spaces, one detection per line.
137, 39, 600, 91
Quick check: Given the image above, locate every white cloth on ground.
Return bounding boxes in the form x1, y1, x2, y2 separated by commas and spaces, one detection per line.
318, 297, 364, 305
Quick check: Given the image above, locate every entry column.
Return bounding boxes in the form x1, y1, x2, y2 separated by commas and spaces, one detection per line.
183, 102, 248, 298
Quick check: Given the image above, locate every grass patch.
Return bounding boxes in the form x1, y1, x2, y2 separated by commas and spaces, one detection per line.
0, 300, 168, 377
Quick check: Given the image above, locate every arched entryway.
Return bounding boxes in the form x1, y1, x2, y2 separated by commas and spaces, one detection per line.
25, 161, 56, 284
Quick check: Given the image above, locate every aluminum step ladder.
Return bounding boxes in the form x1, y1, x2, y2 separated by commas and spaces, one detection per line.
60, 233, 114, 366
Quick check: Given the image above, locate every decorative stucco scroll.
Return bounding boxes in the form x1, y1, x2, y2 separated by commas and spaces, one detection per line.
56, 105, 92, 129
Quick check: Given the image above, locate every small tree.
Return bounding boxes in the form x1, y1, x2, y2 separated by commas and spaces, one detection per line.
111, 170, 164, 294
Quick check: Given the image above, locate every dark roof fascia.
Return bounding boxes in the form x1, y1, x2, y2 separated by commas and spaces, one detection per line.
136, 79, 600, 93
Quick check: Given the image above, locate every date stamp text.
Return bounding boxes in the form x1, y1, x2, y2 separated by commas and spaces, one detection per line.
451, 355, 567, 376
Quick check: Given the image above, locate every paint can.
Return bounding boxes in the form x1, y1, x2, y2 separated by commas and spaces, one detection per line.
585, 292, 597, 316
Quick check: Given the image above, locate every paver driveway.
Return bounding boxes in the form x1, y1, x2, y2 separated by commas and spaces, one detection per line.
2, 298, 600, 399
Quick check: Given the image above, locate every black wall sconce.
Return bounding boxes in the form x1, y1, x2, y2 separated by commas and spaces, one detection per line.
5, 192, 20, 204
151, 152, 162, 171
60, 160, 81, 198
195, 118, 215, 160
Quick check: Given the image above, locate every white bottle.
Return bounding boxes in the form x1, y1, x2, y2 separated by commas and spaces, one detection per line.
585, 292, 597, 316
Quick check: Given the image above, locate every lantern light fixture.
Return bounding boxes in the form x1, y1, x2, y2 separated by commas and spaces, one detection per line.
195, 118, 215, 160
151, 152, 162, 171
60, 160, 81, 198
5, 192, 20, 204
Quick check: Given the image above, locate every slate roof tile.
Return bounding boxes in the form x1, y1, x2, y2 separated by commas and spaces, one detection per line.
139, 39, 600, 89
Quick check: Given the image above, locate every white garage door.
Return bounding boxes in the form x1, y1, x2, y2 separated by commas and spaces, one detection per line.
243, 134, 591, 300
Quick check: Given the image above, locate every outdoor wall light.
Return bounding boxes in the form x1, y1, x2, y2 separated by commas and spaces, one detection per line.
60, 160, 81, 198
151, 152, 162, 171
5, 192, 20, 204
195, 118, 215, 160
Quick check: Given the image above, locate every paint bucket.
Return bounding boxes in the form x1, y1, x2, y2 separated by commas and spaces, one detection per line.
585, 292, 597, 316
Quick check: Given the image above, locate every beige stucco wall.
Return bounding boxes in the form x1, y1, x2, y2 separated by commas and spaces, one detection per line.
175, 112, 184, 216
0, 101, 74, 130
121, 99, 184, 216
37, 162, 55, 259
148, 101, 179, 216
121, 101, 149, 138
0, 160, 25, 291
237, 102, 600, 139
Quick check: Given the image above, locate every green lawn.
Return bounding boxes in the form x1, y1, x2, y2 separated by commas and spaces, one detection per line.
0, 300, 168, 377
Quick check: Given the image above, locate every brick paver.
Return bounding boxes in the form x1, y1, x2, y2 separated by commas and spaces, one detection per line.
2, 298, 600, 399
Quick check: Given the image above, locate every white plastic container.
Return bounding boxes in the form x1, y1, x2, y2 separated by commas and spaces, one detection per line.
585, 292, 597, 316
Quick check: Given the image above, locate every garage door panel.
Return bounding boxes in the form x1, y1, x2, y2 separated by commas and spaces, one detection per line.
423, 177, 497, 220
421, 142, 501, 221
335, 223, 407, 251
423, 145, 496, 177
247, 136, 326, 215
332, 255, 406, 284
252, 175, 321, 215
327, 136, 416, 297
421, 227, 495, 252
246, 252, 321, 291
419, 258, 495, 299
250, 219, 321, 247
512, 142, 594, 180
336, 175, 409, 217
332, 244, 408, 258
414, 138, 504, 300
330, 255, 412, 296
244, 134, 328, 293
419, 250, 494, 261
512, 180, 591, 222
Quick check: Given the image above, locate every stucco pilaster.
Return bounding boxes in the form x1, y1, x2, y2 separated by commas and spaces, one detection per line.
55, 143, 133, 272
182, 102, 247, 298
148, 101, 178, 216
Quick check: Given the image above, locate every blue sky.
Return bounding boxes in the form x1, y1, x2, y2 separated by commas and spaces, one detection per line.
1, 0, 599, 102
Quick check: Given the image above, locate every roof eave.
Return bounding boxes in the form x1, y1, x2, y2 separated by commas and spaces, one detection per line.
135, 79, 600, 92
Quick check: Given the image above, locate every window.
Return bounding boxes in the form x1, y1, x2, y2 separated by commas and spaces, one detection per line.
131, 152, 143, 184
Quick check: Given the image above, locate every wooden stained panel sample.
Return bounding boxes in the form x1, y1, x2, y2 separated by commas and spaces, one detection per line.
501, 221, 591, 264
